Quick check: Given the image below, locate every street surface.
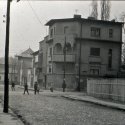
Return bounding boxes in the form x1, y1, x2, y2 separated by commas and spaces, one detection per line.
0, 85, 125, 125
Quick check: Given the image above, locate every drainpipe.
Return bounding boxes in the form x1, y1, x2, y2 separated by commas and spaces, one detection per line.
77, 22, 82, 91
63, 36, 66, 82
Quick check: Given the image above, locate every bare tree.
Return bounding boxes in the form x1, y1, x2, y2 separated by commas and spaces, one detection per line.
122, 42, 125, 64
90, 0, 98, 19
100, 0, 111, 21
119, 12, 125, 22
119, 12, 125, 64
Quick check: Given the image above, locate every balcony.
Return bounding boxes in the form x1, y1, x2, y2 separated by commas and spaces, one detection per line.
46, 34, 77, 43
53, 54, 75, 63
89, 56, 101, 63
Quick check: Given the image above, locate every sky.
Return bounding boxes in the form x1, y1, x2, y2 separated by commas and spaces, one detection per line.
0, 0, 125, 57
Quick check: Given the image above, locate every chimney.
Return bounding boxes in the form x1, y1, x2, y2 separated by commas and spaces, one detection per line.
74, 14, 81, 19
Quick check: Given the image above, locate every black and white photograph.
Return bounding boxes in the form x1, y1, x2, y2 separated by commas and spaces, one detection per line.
0, 0, 125, 124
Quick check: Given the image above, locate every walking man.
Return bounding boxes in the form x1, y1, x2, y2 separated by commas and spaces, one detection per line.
37, 83, 40, 94
23, 83, 29, 95
62, 79, 66, 92
11, 82, 15, 91
34, 82, 38, 95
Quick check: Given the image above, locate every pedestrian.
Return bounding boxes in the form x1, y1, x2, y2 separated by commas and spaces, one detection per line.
37, 83, 40, 94
50, 87, 53, 92
23, 83, 29, 95
50, 82, 54, 92
34, 82, 38, 95
11, 82, 15, 91
62, 79, 66, 92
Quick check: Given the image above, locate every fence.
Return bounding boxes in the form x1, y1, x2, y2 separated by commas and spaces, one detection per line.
87, 78, 125, 103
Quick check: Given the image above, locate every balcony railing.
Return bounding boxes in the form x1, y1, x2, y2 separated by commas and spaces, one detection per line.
47, 34, 77, 43
89, 56, 101, 63
53, 54, 75, 62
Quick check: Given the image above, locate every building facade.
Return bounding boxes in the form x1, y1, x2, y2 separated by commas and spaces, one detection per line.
32, 50, 39, 86
16, 48, 34, 87
39, 15, 123, 89
38, 36, 48, 88
0, 57, 18, 85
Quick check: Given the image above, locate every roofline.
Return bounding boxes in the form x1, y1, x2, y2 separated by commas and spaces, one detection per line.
45, 18, 123, 26
32, 50, 39, 55
15, 55, 33, 58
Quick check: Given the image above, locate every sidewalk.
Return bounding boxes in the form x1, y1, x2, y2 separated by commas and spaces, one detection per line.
0, 101, 24, 125
62, 93, 125, 111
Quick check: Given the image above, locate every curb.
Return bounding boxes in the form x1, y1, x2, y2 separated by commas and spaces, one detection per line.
10, 108, 30, 125
62, 95, 125, 111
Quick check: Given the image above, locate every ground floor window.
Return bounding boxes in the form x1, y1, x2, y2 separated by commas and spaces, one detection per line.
90, 69, 100, 75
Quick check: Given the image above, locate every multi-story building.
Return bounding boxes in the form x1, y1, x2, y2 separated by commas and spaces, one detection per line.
39, 15, 123, 89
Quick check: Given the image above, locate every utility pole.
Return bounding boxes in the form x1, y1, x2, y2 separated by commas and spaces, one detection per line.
76, 23, 82, 92
3, 0, 20, 113
3, 0, 11, 113
63, 36, 66, 81
77, 41, 81, 91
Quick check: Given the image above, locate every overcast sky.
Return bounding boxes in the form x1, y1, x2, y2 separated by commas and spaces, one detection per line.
0, 0, 125, 57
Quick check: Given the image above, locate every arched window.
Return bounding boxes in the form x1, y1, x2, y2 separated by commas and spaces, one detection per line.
54, 43, 62, 54
66, 43, 72, 54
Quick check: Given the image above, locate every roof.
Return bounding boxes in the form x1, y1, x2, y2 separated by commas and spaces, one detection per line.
32, 50, 39, 56
17, 48, 34, 58
45, 16, 123, 26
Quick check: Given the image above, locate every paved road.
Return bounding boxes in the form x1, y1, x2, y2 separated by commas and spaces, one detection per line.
0, 86, 125, 125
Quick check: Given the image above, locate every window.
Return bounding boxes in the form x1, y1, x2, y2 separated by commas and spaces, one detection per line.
49, 48, 52, 57
35, 56, 38, 62
90, 69, 99, 75
39, 68, 42, 73
54, 27, 56, 34
108, 49, 112, 69
50, 29, 53, 37
64, 26, 68, 34
90, 48, 100, 56
49, 66, 52, 73
109, 29, 113, 38
91, 27, 100, 37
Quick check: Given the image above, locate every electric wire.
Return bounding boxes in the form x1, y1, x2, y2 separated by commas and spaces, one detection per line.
27, 0, 43, 26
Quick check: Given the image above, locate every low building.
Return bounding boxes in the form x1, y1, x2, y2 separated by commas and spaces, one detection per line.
16, 48, 34, 87
0, 57, 18, 85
